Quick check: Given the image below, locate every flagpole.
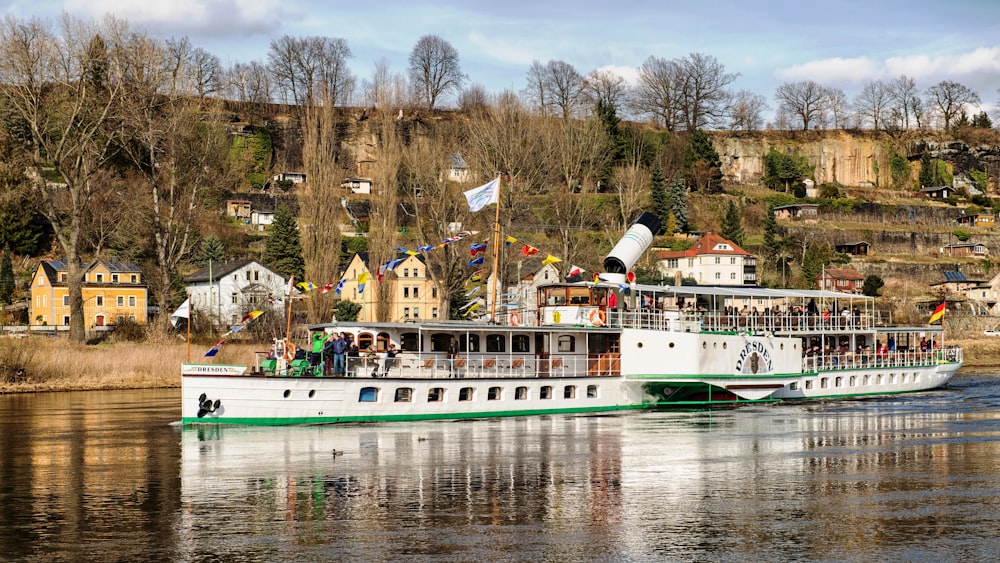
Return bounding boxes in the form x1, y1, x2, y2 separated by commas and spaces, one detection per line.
285, 274, 295, 346
186, 293, 191, 363
490, 174, 502, 324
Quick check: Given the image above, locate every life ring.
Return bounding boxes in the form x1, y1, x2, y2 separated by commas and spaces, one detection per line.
590, 308, 606, 326
283, 342, 296, 362
509, 311, 521, 326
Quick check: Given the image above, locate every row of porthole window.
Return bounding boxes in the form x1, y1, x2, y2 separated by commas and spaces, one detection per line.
356, 384, 599, 403
790, 372, 920, 391
700, 341, 791, 350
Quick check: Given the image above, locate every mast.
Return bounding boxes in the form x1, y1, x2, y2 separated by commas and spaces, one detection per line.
489, 174, 503, 323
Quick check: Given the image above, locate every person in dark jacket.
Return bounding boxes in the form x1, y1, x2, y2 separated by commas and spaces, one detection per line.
330, 333, 349, 376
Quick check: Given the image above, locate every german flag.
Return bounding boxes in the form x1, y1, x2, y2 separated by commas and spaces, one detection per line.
928, 302, 946, 324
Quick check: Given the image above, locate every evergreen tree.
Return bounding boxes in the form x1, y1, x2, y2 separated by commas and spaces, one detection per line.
333, 300, 362, 322
682, 129, 723, 192
264, 205, 305, 281
668, 173, 689, 232
918, 152, 936, 187
720, 200, 745, 247
971, 111, 993, 129
763, 147, 808, 192
663, 212, 677, 237
649, 161, 670, 224
596, 100, 626, 189
198, 235, 225, 267
0, 250, 14, 304
862, 274, 884, 297
762, 203, 781, 258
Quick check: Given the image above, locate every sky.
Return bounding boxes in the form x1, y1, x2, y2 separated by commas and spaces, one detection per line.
4, 0, 1000, 115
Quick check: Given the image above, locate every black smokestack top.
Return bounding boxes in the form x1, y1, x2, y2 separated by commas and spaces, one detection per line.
603, 212, 661, 275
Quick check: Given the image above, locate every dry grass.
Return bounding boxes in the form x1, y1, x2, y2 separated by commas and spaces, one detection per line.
0, 336, 264, 394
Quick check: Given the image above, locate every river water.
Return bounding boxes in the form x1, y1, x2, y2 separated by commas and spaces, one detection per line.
2, 373, 1000, 562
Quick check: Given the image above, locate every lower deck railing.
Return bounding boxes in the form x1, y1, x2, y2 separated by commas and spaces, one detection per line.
801, 347, 962, 372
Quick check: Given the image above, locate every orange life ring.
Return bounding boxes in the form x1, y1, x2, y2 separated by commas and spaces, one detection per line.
509, 311, 521, 326
590, 308, 606, 326
283, 342, 296, 362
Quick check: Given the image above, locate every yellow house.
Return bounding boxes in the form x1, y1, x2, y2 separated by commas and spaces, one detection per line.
30, 260, 148, 327
338, 253, 444, 323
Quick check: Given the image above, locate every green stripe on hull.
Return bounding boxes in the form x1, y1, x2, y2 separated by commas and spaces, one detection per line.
182, 403, 649, 426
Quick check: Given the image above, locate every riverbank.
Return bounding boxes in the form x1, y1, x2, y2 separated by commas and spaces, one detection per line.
1, 336, 996, 394
0, 337, 259, 394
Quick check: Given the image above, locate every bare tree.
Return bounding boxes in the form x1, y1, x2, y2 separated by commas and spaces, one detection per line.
544, 60, 584, 120
268, 35, 355, 107
634, 55, 682, 130
728, 89, 768, 131
458, 83, 489, 112
926, 80, 981, 130
774, 80, 830, 130
825, 87, 850, 129
408, 34, 464, 110
676, 52, 738, 131
854, 79, 891, 130
117, 31, 229, 331
523, 60, 550, 115
0, 14, 128, 342
362, 58, 409, 109
225, 60, 271, 105
887, 74, 919, 130
366, 108, 402, 322
189, 47, 222, 101
581, 68, 629, 112
300, 93, 345, 323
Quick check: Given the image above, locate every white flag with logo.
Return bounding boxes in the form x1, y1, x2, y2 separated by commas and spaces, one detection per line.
464, 177, 500, 213
170, 298, 190, 328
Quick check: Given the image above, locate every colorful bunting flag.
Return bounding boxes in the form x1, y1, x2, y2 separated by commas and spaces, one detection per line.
470, 243, 488, 255
240, 310, 264, 324
521, 244, 538, 256
468, 256, 485, 267
358, 272, 369, 294
462, 302, 481, 316
541, 254, 562, 265
464, 177, 500, 213
204, 340, 225, 357
568, 265, 584, 277
296, 281, 317, 292
505, 235, 518, 246
335, 279, 346, 295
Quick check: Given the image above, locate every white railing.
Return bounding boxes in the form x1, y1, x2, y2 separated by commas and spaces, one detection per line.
801, 347, 962, 372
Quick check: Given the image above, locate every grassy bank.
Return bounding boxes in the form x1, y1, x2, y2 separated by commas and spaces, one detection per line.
0, 336, 261, 394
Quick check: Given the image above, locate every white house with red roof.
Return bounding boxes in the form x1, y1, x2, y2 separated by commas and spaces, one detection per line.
655, 233, 757, 286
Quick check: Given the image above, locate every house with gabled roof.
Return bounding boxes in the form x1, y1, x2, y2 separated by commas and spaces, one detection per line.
655, 233, 757, 286
817, 267, 864, 294
183, 258, 287, 327
338, 252, 444, 324
943, 242, 988, 258
485, 257, 561, 323
30, 259, 148, 328
956, 212, 995, 229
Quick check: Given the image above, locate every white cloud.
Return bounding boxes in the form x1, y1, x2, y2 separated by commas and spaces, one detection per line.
467, 31, 542, 66
591, 64, 639, 86
62, 0, 288, 36
885, 47, 1000, 80
776, 57, 879, 85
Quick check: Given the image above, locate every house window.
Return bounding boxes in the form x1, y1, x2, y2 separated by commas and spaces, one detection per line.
254, 271, 259, 281
130, 274, 137, 283
63, 296, 69, 306
428, 387, 444, 402
432, 288, 438, 298
731, 273, 736, 280
715, 257, 720, 264
128, 315, 136, 322
414, 268, 420, 277
117, 296, 124, 307
62, 315, 69, 325
129, 296, 136, 307
515, 386, 528, 400
413, 307, 420, 318
432, 308, 438, 319
112, 274, 119, 283
512, 335, 530, 353
557, 335, 575, 352
394, 388, 413, 402
246, 271, 251, 280
359, 387, 378, 402
413, 287, 419, 298
540, 386, 552, 400
403, 268, 409, 277
488, 386, 501, 400
715, 272, 721, 280
96, 296, 104, 306
232, 293, 238, 304
459, 387, 474, 401
96, 274, 104, 283
563, 385, 576, 399
731, 257, 736, 264
404, 287, 410, 298
486, 334, 505, 353
403, 307, 410, 318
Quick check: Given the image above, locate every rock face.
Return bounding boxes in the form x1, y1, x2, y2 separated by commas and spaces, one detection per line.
713, 131, 1000, 190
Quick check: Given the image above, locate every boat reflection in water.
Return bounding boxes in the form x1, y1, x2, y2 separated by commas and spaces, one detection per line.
178, 385, 1000, 561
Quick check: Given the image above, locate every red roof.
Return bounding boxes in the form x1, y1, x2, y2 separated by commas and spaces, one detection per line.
655, 233, 750, 260
819, 268, 864, 281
